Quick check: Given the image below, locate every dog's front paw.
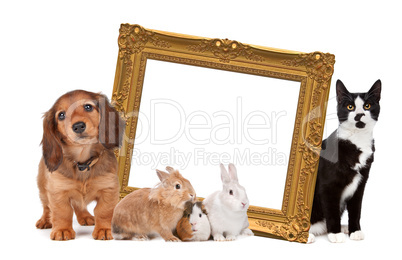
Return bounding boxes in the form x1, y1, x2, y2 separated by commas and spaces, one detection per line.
51, 228, 76, 241
77, 215, 95, 226
36, 218, 52, 229
93, 228, 113, 240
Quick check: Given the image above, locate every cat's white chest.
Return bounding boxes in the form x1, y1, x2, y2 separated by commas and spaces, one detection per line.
338, 128, 373, 171
349, 134, 373, 171
338, 128, 373, 205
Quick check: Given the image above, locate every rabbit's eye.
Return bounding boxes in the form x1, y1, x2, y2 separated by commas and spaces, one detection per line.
187, 214, 190, 218
175, 184, 181, 189
199, 214, 202, 218
229, 190, 233, 195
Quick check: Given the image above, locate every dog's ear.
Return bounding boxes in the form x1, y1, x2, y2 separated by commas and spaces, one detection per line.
98, 94, 126, 149
41, 110, 63, 172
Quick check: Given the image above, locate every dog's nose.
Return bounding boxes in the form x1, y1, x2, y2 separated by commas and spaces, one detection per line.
72, 122, 86, 133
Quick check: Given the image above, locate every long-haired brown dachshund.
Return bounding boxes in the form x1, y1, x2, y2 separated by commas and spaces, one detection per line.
35, 90, 125, 240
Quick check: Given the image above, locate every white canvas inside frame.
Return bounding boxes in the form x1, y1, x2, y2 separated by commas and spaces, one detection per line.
128, 59, 300, 209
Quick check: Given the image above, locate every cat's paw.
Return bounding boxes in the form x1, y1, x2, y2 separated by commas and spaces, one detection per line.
350, 230, 365, 241
307, 233, 316, 244
328, 232, 346, 243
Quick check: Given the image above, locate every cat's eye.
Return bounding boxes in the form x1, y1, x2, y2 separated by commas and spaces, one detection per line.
364, 103, 371, 110
347, 104, 355, 111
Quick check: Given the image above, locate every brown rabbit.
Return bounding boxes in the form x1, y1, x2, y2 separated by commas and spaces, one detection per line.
112, 166, 196, 241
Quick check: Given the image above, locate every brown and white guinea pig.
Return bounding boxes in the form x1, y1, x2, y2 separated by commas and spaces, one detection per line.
176, 201, 211, 241
112, 166, 196, 242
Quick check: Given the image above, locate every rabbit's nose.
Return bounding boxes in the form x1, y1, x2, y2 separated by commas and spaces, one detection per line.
241, 202, 246, 207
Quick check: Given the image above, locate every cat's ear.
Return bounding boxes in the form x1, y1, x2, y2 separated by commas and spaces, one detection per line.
336, 79, 350, 103
366, 79, 381, 102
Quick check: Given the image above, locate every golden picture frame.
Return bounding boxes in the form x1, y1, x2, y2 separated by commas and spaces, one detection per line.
111, 23, 335, 243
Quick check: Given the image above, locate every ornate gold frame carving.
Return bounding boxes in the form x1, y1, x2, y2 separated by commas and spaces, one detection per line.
111, 23, 335, 243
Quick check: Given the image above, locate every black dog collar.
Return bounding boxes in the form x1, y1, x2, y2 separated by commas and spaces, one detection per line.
75, 150, 104, 172
76, 156, 99, 172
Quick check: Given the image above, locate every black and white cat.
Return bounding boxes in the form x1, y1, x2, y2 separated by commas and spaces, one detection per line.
309, 79, 382, 243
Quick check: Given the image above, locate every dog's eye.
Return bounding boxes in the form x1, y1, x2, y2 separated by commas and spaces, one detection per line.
58, 112, 65, 121
175, 184, 181, 189
84, 104, 93, 112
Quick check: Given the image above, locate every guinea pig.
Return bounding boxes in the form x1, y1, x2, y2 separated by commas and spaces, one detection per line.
176, 201, 211, 241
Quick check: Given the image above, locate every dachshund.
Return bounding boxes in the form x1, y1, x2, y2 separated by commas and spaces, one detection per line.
35, 90, 125, 240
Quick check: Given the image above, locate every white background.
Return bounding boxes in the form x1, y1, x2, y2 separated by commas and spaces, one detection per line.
0, 0, 400, 259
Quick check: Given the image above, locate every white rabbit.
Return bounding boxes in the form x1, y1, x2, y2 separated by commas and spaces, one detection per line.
203, 163, 254, 241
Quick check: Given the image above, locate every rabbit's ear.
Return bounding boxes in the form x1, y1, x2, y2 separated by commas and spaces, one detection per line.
220, 164, 230, 184
166, 166, 175, 173
228, 163, 238, 182
156, 169, 169, 182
